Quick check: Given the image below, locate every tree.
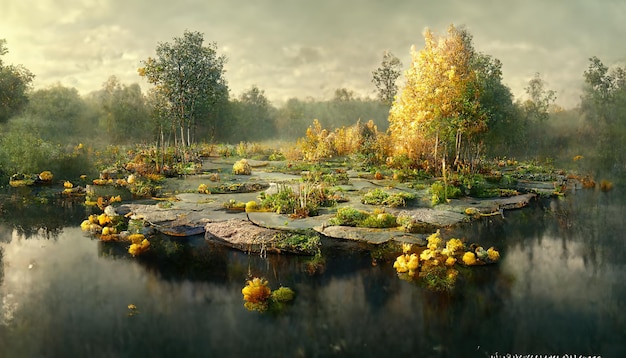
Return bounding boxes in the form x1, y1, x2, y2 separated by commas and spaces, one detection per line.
96, 75, 151, 143
580, 56, 626, 169
24, 84, 91, 141
472, 53, 520, 156
229, 86, 275, 141
521, 72, 556, 123
388, 25, 486, 169
0, 39, 35, 123
372, 51, 402, 105
138, 30, 229, 147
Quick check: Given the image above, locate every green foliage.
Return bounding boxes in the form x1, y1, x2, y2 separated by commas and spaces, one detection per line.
273, 232, 321, 255
328, 207, 369, 226
270, 287, 296, 303
328, 207, 398, 229
259, 182, 333, 217
0, 122, 96, 181
259, 185, 296, 214
226, 86, 276, 141
0, 39, 34, 123
360, 212, 398, 228
421, 264, 457, 292
23, 84, 94, 142
139, 30, 229, 147
430, 181, 462, 205
361, 188, 415, 207
580, 56, 626, 170
94, 76, 152, 144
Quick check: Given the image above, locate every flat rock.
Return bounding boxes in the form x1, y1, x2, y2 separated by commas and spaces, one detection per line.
315, 225, 427, 246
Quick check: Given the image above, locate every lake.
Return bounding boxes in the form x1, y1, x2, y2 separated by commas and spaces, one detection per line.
0, 187, 624, 357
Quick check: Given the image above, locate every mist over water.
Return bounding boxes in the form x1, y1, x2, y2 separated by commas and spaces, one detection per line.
0, 187, 624, 357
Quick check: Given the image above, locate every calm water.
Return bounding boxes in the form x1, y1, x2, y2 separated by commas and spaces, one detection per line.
0, 188, 624, 357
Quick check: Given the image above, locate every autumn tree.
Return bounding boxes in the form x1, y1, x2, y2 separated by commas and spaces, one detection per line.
0, 39, 34, 123
139, 30, 228, 147
389, 25, 486, 169
372, 51, 402, 105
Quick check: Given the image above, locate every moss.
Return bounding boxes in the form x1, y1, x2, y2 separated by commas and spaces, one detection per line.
328, 207, 369, 226
273, 231, 321, 255
361, 188, 415, 207
270, 287, 295, 303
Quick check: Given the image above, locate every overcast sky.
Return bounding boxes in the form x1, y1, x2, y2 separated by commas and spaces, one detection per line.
2, 0, 625, 108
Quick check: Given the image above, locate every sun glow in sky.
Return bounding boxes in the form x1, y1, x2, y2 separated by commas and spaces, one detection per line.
1, 0, 625, 108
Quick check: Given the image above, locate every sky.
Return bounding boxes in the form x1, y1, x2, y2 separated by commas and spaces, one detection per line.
1, 0, 625, 108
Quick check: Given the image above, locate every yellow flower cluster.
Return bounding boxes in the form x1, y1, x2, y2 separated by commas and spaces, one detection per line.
128, 239, 150, 256
462, 252, 477, 265
441, 238, 464, 257
487, 247, 500, 262
233, 159, 252, 175
39, 171, 54, 182
198, 183, 210, 194
393, 253, 419, 276
241, 277, 295, 312
242, 277, 272, 304
80, 213, 121, 241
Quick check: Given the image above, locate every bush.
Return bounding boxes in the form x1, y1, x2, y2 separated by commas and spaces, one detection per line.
328, 207, 398, 228
361, 188, 415, 207
430, 181, 462, 205
328, 207, 369, 226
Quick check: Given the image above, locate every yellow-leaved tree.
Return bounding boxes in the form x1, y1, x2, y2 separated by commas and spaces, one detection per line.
389, 24, 486, 171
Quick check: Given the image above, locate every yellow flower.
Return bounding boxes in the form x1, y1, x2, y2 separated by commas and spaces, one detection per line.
97, 213, 111, 226
444, 238, 464, 256
487, 247, 500, 262
402, 243, 412, 254
407, 254, 419, 271
80, 220, 91, 231
462, 251, 477, 266
242, 277, 272, 303
426, 230, 442, 251
393, 254, 409, 273
128, 239, 150, 256
445, 256, 457, 266
64, 181, 73, 189
39, 171, 54, 182
420, 249, 434, 261
198, 183, 209, 193
128, 233, 145, 244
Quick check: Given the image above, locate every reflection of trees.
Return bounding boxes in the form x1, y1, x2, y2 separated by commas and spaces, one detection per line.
0, 191, 86, 240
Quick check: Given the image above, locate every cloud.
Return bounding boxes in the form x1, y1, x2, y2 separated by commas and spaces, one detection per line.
1, 0, 625, 108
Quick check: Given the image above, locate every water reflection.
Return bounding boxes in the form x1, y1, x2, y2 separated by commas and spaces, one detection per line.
0, 188, 624, 357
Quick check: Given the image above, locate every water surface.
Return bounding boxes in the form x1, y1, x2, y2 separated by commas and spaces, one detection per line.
0, 188, 624, 357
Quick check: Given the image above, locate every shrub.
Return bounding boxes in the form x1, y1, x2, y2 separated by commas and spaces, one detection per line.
328, 207, 369, 226
233, 159, 252, 175
430, 181, 462, 205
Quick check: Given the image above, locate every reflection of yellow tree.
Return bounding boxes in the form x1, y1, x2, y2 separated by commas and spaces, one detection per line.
389, 24, 486, 169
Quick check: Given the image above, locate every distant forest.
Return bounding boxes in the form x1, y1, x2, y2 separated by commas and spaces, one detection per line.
1, 28, 625, 181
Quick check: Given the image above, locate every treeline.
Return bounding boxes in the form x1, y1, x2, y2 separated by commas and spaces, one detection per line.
1, 28, 625, 182
0, 78, 390, 145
